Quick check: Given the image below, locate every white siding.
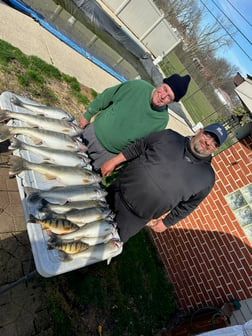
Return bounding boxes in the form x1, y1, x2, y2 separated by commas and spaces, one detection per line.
101, 0, 181, 57
231, 299, 252, 325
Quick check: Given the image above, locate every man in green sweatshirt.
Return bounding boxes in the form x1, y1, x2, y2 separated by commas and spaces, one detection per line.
79, 74, 191, 170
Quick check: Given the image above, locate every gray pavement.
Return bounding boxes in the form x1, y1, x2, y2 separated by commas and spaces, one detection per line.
0, 2, 194, 335
0, 139, 53, 336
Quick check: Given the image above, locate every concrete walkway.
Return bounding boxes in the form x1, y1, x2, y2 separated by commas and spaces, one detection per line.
0, 1, 120, 93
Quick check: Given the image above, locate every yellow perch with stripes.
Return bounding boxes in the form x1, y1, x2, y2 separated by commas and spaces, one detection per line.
29, 214, 79, 234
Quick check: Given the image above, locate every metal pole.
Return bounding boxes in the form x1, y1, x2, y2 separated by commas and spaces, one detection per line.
0, 270, 38, 295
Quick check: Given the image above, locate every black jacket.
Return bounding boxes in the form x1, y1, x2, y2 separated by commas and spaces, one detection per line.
119, 129, 215, 227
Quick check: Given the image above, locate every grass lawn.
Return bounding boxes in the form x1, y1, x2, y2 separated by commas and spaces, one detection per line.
46, 229, 176, 335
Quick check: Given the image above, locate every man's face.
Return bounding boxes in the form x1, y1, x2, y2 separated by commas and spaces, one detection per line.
190, 129, 220, 157
151, 83, 175, 107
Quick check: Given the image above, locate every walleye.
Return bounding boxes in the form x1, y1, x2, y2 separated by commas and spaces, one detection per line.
48, 239, 89, 254
39, 199, 108, 214
9, 155, 101, 185
48, 207, 113, 226
9, 138, 91, 167
80, 230, 117, 246
11, 96, 74, 121
49, 228, 117, 246
25, 185, 107, 204
0, 125, 87, 151
58, 239, 123, 262
55, 219, 116, 240
0, 109, 82, 136
29, 214, 79, 234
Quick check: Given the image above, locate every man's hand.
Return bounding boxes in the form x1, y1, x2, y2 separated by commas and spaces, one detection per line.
147, 218, 167, 233
101, 159, 118, 177
101, 153, 127, 177
79, 115, 90, 128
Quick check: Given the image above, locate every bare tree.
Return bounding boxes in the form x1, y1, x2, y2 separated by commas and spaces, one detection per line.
154, 0, 238, 99
154, 0, 235, 60
154, 0, 197, 28
208, 57, 238, 86
190, 21, 233, 55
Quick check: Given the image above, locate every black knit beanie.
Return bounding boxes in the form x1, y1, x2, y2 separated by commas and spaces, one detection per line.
163, 74, 191, 102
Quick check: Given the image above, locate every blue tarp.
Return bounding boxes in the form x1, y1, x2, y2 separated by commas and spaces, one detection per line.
5, 0, 127, 82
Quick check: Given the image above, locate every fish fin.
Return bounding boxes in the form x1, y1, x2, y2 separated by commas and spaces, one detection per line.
42, 158, 52, 164
47, 230, 55, 238
30, 137, 42, 145
107, 257, 112, 265
44, 173, 57, 180
83, 179, 90, 183
58, 251, 72, 262
8, 155, 26, 177
0, 125, 11, 142
77, 151, 89, 158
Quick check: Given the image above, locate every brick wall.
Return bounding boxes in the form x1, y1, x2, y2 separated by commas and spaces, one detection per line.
151, 136, 252, 312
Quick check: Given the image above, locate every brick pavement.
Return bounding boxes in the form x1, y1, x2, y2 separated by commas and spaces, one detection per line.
0, 140, 54, 336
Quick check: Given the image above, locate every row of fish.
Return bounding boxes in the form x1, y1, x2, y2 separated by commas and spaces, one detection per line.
0, 94, 122, 264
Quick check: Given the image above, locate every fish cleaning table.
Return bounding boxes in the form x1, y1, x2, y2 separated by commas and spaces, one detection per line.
0, 91, 122, 278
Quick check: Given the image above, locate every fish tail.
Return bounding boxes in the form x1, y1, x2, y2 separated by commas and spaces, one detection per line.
40, 198, 48, 206
29, 214, 51, 229
11, 96, 23, 108
0, 125, 12, 142
8, 137, 22, 151
47, 242, 54, 250
29, 214, 37, 223
38, 202, 49, 213
47, 234, 61, 249
38, 198, 54, 212
0, 109, 10, 122
107, 212, 116, 221
8, 155, 28, 177
23, 186, 38, 196
26, 191, 42, 204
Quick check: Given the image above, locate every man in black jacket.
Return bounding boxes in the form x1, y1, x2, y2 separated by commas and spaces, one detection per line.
101, 123, 228, 243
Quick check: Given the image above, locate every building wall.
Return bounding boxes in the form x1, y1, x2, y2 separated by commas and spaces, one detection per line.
151, 136, 252, 312
101, 0, 181, 57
